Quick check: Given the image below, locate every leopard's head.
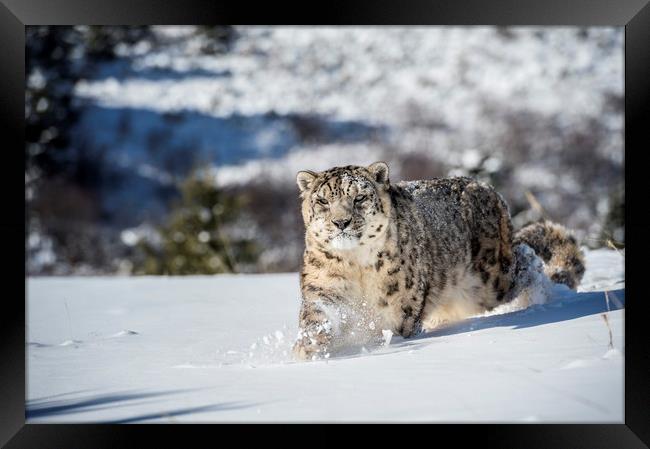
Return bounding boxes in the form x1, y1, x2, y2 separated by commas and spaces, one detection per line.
296, 162, 392, 251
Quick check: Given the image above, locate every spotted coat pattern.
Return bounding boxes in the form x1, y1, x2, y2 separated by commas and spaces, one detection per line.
293, 163, 584, 360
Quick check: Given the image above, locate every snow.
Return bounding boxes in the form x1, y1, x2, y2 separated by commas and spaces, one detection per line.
26, 249, 624, 423
70, 26, 623, 191
75, 27, 622, 125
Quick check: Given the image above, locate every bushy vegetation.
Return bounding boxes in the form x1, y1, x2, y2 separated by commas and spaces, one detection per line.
134, 170, 258, 275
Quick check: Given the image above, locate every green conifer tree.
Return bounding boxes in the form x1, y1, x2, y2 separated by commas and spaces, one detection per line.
136, 170, 258, 275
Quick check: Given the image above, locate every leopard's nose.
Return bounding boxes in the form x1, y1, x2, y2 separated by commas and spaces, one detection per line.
332, 218, 352, 230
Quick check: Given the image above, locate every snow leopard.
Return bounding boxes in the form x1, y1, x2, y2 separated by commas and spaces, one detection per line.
293, 162, 585, 360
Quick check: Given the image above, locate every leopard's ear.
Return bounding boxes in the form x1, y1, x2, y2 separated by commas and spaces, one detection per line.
367, 161, 389, 186
296, 170, 317, 193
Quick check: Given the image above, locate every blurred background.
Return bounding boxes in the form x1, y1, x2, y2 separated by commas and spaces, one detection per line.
25, 26, 624, 276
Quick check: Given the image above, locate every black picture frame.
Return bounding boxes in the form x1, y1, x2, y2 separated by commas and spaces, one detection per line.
3, 0, 649, 446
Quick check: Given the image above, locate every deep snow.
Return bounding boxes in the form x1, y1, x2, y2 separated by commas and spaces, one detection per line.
26, 248, 624, 422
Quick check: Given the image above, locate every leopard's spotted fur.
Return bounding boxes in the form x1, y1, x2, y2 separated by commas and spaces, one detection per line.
293, 162, 584, 360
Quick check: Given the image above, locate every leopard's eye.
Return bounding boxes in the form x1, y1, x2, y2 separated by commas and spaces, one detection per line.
354, 195, 367, 204
316, 197, 328, 206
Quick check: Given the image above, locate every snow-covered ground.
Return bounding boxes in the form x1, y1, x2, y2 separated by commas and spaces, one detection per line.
26, 248, 624, 423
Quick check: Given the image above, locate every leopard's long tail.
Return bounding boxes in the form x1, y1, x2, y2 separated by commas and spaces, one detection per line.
513, 220, 585, 289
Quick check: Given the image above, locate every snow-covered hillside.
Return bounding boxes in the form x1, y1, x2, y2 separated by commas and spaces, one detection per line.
26, 248, 624, 423
74, 27, 623, 230
73, 26, 623, 192
26, 26, 624, 275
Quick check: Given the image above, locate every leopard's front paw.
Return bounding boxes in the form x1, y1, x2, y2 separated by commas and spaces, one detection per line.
292, 341, 313, 361
292, 329, 331, 361
292, 342, 330, 361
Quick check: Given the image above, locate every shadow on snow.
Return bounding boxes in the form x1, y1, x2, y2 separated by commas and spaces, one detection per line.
325, 288, 625, 360
26, 388, 259, 422
417, 288, 625, 339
